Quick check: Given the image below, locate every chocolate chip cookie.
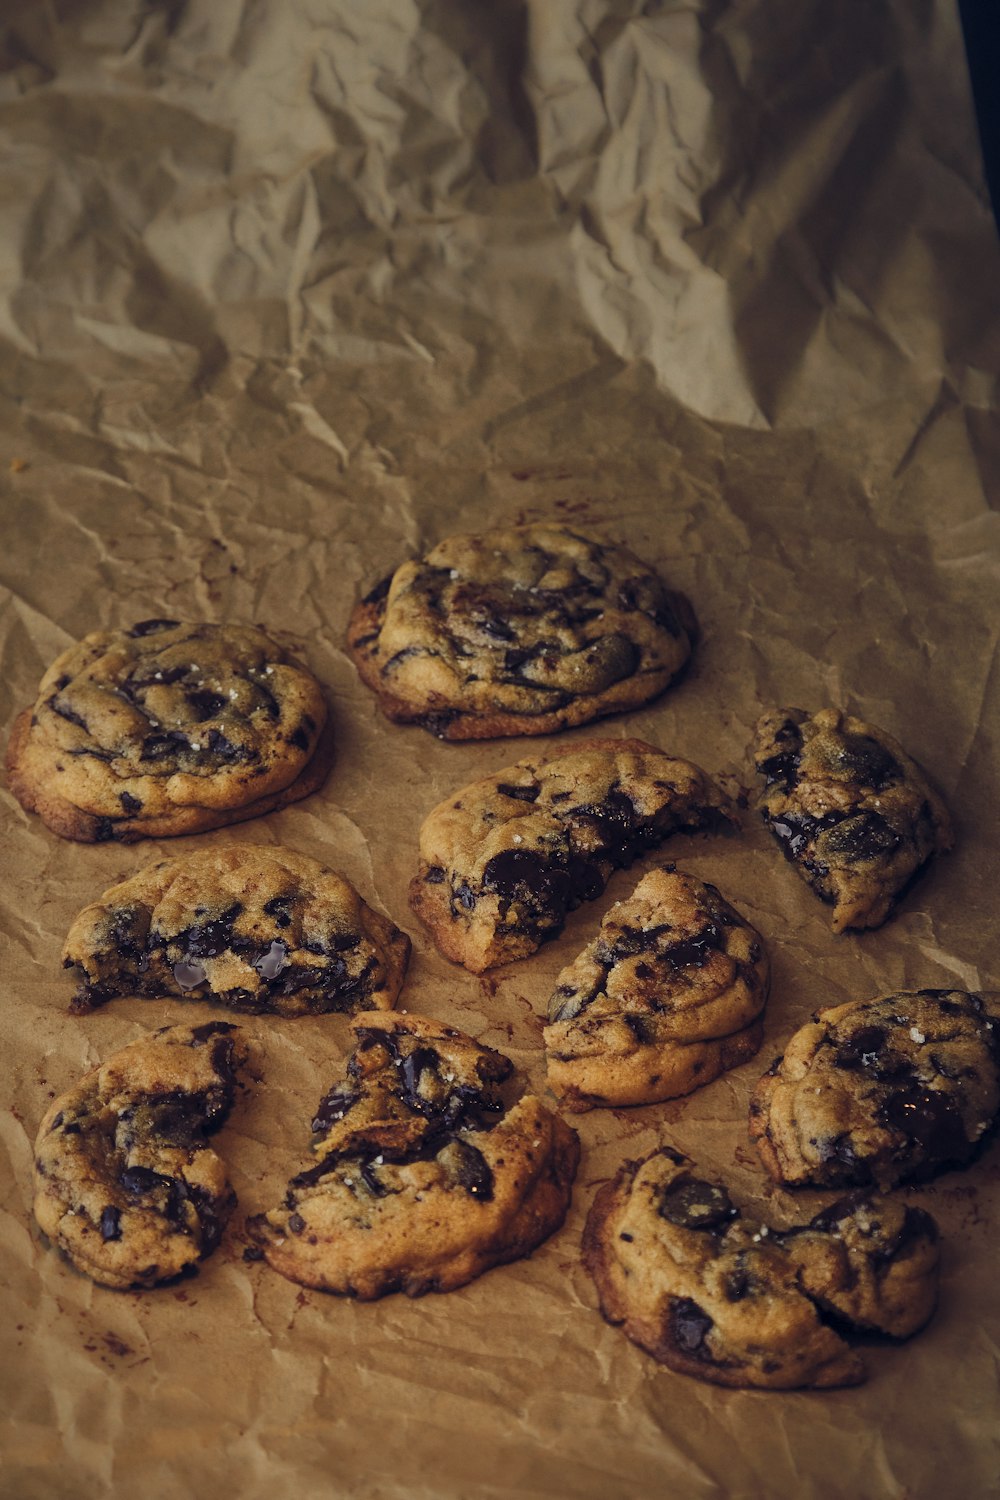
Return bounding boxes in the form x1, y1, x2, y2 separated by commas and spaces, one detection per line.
410, 738, 732, 973
247, 1013, 580, 1298
6, 619, 333, 841
33, 1021, 247, 1289
583, 1146, 940, 1389
749, 988, 1000, 1190
752, 707, 953, 931
544, 867, 768, 1110
63, 844, 410, 1018
347, 524, 694, 740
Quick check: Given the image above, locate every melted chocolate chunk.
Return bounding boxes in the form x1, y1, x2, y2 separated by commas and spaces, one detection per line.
186, 1182, 229, 1251
496, 783, 541, 802
833, 1025, 887, 1068
659, 1179, 737, 1231
481, 847, 604, 925
311, 1087, 361, 1135
766, 808, 847, 861
140, 729, 195, 761
172, 960, 207, 990
187, 689, 227, 720
447, 1139, 494, 1200
128, 618, 180, 637
424, 865, 446, 885
253, 941, 289, 981
205, 728, 249, 761
420, 709, 460, 738
181, 904, 243, 959
806, 1191, 871, 1233
670, 1296, 715, 1356
827, 734, 902, 790
262, 895, 293, 927
758, 751, 801, 789
820, 811, 902, 862
661, 922, 726, 970
288, 724, 311, 752
623, 1012, 651, 1044
100, 1205, 122, 1241
723, 1264, 751, 1302
879, 1083, 970, 1163
119, 791, 143, 815
49, 697, 89, 730
188, 1020, 236, 1046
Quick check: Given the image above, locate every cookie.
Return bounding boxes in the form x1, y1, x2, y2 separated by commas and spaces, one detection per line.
247, 1013, 580, 1298
63, 844, 410, 1018
347, 524, 694, 740
410, 738, 732, 972
544, 866, 768, 1110
6, 619, 333, 841
752, 707, 953, 931
749, 988, 1000, 1190
583, 1146, 940, 1390
33, 1020, 247, 1289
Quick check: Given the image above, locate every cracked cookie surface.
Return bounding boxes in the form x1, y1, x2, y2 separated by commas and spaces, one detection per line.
247, 1013, 580, 1298
347, 524, 694, 740
544, 866, 768, 1110
752, 707, 953, 931
749, 988, 1000, 1190
6, 619, 332, 841
410, 738, 732, 973
583, 1146, 939, 1389
33, 1021, 247, 1289
63, 844, 410, 1018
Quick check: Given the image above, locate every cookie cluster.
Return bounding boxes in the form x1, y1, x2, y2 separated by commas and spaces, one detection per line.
15, 521, 980, 1393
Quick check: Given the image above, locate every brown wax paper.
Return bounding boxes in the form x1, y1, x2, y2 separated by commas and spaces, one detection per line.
2, 2, 999, 1496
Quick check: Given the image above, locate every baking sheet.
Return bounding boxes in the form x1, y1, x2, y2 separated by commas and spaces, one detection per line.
2, 2, 1000, 1496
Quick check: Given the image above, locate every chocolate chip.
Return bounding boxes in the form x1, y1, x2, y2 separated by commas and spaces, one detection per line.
288, 724, 311, 751
119, 791, 143, 815
288, 1213, 306, 1234
424, 865, 446, 885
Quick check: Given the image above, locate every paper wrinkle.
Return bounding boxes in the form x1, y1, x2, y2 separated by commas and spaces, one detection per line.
3, 2, 1000, 1496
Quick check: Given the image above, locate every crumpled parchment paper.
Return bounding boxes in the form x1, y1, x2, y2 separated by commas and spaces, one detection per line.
2, 3, 999, 1497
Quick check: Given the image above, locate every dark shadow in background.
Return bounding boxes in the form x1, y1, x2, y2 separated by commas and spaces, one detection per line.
959, 0, 1000, 232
